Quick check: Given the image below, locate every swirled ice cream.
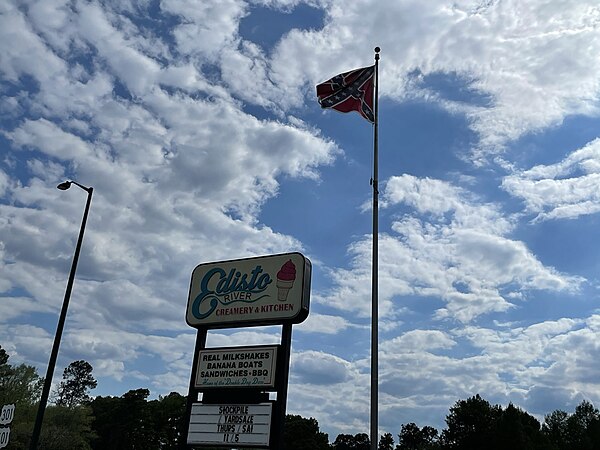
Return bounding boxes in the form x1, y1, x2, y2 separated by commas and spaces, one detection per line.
276, 260, 296, 301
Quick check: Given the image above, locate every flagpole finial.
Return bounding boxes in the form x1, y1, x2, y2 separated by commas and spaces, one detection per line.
374, 47, 380, 61
374, 46, 380, 53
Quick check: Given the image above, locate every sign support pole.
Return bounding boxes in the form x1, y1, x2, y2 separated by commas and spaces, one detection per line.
181, 328, 207, 450
275, 323, 293, 449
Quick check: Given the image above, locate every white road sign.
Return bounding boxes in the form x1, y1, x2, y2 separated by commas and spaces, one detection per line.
0, 427, 9, 449
187, 403, 272, 447
0, 405, 14, 426
0, 405, 14, 449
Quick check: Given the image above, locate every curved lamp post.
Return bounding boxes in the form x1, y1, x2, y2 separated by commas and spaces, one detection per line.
29, 181, 93, 449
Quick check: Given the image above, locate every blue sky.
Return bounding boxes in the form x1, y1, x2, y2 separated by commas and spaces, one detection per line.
2, 0, 600, 442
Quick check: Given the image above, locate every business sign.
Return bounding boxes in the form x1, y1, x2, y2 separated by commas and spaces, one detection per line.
186, 253, 311, 329
196, 345, 277, 389
187, 403, 272, 447
0, 404, 14, 449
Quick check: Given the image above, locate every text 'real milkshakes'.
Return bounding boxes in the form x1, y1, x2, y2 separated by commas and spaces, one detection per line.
276, 259, 296, 301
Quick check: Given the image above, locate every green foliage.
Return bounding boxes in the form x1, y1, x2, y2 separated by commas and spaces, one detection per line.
54, 360, 98, 408
3, 403, 37, 450
283, 414, 330, 450
3, 404, 94, 450
397, 423, 440, 450
490, 403, 549, 450
378, 432, 394, 450
543, 409, 569, 450
90, 388, 156, 449
566, 400, 600, 450
0, 347, 98, 449
37, 405, 95, 450
441, 394, 502, 449
542, 400, 600, 450
0, 346, 8, 366
90, 388, 189, 449
0, 345, 43, 449
332, 432, 371, 450
0, 345, 43, 407
438, 395, 554, 450
148, 392, 187, 450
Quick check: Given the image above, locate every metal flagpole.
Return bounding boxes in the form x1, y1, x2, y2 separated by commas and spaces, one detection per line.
370, 46, 380, 450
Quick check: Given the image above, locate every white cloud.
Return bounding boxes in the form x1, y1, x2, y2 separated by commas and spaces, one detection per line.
25, 0, 74, 53
0, 2, 67, 82
373, 316, 600, 429
0, 169, 9, 197
292, 350, 351, 385
162, 0, 247, 60
321, 175, 582, 322
503, 138, 600, 221
295, 312, 355, 334
381, 329, 456, 353
265, 0, 600, 156
206, 329, 282, 347
8, 118, 94, 160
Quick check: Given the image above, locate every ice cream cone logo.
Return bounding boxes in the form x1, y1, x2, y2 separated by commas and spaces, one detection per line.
276, 259, 296, 301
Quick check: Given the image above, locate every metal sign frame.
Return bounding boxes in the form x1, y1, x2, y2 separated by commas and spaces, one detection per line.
181, 324, 293, 449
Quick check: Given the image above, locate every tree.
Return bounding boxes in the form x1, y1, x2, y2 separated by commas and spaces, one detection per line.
55, 360, 97, 408
542, 401, 600, 450
398, 423, 422, 450
0, 345, 44, 449
91, 388, 157, 449
0, 345, 43, 407
89, 395, 123, 449
333, 433, 357, 450
397, 423, 439, 450
332, 432, 370, 450
37, 405, 95, 450
283, 414, 329, 450
420, 427, 439, 448
543, 409, 569, 449
490, 403, 549, 450
379, 432, 394, 450
564, 400, 600, 450
354, 433, 371, 450
148, 392, 187, 450
0, 346, 8, 366
572, 400, 599, 431
441, 394, 501, 450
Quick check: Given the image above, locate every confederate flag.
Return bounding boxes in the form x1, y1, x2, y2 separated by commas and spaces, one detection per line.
316, 65, 375, 123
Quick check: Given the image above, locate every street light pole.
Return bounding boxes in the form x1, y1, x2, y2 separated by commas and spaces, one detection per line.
29, 181, 93, 450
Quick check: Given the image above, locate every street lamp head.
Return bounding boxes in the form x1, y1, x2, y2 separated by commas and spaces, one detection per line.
57, 180, 92, 193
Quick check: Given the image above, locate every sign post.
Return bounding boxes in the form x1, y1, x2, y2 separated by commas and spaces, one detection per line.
182, 252, 311, 449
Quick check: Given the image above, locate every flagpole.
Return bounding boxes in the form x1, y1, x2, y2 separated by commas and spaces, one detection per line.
370, 46, 380, 450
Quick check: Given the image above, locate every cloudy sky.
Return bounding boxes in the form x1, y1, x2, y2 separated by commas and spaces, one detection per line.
2, 0, 600, 441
